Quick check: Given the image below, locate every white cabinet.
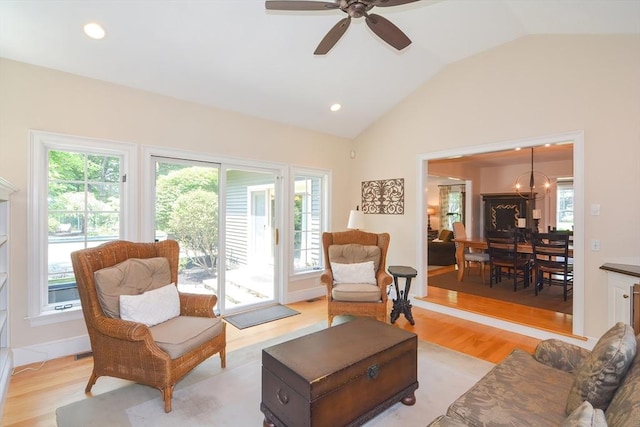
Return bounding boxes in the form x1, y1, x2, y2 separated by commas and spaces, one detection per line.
602, 263, 640, 329
0, 177, 17, 418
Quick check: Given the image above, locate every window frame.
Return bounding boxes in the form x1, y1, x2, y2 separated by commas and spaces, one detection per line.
27, 131, 138, 325
290, 167, 330, 276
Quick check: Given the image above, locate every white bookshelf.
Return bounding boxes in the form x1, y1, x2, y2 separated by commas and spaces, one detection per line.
0, 177, 17, 419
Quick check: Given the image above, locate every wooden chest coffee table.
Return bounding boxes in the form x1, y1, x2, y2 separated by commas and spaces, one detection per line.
260, 318, 418, 427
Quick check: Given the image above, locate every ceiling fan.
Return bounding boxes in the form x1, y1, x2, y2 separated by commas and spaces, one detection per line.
265, 0, 420, 55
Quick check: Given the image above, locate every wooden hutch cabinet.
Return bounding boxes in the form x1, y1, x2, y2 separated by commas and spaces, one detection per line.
482, 193, 535, 232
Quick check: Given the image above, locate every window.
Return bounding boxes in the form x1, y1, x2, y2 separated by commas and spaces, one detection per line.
556, 179, 574, 231
28, 131, 136, 323
439, 184, 465, 231
292, 170, 328, 274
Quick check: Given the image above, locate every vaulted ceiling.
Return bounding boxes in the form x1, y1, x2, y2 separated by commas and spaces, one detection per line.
1, 0, 638, 139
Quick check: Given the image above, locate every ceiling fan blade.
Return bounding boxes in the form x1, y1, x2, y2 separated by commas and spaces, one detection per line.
314, 17, 351, 55
265, 1, 340, 11
365, 13, 411, 50
373, 0, 421, 7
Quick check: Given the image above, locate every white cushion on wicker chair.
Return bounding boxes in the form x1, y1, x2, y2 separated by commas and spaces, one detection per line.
331, 261, 376, 285
120, 283, 180, 327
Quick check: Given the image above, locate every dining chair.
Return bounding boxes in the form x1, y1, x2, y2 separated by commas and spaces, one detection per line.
486, 229, 532, 291
452, 222, 489, 283
531, 232, 573, 301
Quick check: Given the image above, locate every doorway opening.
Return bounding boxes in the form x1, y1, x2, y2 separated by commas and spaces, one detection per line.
417, 131, 584, 337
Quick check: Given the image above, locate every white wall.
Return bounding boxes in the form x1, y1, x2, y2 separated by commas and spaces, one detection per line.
353, 35, 640, 339
0, 59, 352, 363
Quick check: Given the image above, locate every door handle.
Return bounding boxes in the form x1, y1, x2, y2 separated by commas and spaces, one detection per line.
275, 228, 279, 245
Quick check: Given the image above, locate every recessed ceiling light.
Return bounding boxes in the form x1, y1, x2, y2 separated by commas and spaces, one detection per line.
515, 147, 521, 151
330, 103, 341, 112
84, 22, 106, 40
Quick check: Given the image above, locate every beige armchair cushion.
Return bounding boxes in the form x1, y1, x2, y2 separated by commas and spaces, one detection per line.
328, 244, 381, 271
150, 316, 224, 359
94, 257, 172, 318
332, 283, 382, 302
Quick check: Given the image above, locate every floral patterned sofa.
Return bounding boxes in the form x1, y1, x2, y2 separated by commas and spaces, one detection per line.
429, 322, 639, 426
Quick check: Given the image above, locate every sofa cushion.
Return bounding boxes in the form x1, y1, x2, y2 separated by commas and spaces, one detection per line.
331, 283, 381, 302
328, 244, 381, 272
331, 261, 376, 285
562, 401, 607, 427
119, 283, 180, 327
604, 334, 640, 427
94, 257, 172, 318
566, 322, 637, 414
446, 349, 574, 426
150, 316, 224, 359
535, 338, 591, 373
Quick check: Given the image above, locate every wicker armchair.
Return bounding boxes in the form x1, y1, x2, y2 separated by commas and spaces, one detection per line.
321, 230, 393, 326
70, 240, 226, 412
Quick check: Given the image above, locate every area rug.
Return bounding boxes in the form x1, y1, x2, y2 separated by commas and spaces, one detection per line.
56, 323, 494, 427
223, 304, 300, 329
429, 269, 573, 314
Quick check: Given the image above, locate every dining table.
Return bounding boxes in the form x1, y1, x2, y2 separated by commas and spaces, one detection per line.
453, 237, 574, 282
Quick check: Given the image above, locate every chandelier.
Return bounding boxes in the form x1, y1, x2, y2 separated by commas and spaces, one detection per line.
514, 147, 551, 201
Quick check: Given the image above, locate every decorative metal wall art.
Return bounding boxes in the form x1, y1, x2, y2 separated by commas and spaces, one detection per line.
361, 178, 404, 214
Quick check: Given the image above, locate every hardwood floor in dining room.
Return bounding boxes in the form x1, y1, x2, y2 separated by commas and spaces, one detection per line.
2, 298, 542, 427
423, 265, 574, 337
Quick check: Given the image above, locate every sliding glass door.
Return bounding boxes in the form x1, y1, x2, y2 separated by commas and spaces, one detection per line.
222, 166, 279, 313
152, 157, 280, 315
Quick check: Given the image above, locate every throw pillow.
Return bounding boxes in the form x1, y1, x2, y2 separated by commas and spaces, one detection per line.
94, 257, 172, 318
120, 283, 180, 327
566, 322, 637, 414
562, 401, 607, 427
439, 230, 454, 242
331, 261, 376, 285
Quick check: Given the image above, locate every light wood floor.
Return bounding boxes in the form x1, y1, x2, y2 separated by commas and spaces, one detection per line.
421, 265, 575, 337
2, 298, 542, 427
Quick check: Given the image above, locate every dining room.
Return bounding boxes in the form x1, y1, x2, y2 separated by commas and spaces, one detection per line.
422, 140, 576, 334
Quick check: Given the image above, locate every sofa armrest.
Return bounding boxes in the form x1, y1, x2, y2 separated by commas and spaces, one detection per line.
534, 339, 590, 373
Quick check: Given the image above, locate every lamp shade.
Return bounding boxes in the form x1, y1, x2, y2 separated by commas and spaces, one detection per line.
347, 209, 365, 230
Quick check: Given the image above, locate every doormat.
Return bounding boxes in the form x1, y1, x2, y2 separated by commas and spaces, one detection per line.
224, 304, 300, 329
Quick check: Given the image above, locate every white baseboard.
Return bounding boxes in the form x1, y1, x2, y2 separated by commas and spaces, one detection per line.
12, 287, 326, 367
284, 286, 325, 304
411, 297, 598, 350
13, 335, 90, 367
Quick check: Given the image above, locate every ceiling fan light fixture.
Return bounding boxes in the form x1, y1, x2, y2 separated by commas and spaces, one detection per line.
83, 22, 106, 40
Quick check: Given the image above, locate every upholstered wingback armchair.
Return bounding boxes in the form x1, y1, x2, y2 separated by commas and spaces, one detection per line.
70, 240, 226, 412
321, 230, 393, 326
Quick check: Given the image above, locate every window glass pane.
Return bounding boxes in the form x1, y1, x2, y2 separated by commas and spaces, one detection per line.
47, 149, 122, 306
556, 182, 574, 231
155, 162, 219, 298
48, 151, 85, 181
87, 154, 121, 182
293, 173, 323, 273
87, 183, 120, 210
